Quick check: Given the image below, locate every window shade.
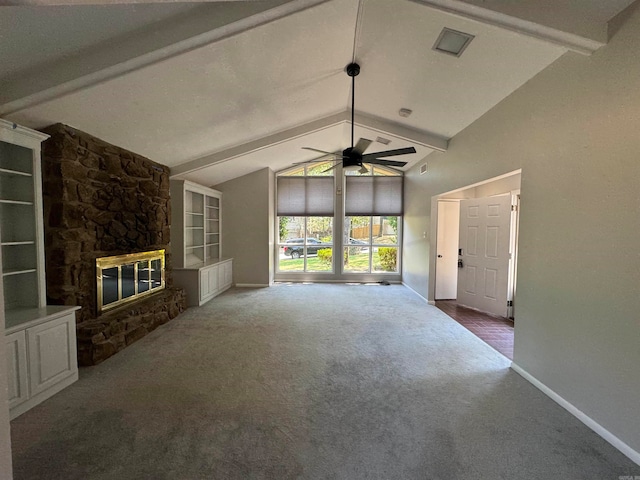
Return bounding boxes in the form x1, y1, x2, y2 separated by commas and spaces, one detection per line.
277, 177, 334, 216
345, 176, 403, 216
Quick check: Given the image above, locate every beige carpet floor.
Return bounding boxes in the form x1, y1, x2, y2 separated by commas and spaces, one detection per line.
9, 284, 638, 479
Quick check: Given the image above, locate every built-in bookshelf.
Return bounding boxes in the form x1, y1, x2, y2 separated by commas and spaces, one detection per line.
0, 121, 47, 315
1, 119, 79, 420
170, 179, 232, 306
170, 180, 222, 268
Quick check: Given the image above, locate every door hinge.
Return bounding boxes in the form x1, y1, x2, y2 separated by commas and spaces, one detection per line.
507, 300, 513, 307
511, 204, 518, 211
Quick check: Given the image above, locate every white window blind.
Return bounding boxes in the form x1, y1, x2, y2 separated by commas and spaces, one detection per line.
277, 177, 334, 216
345, 176, 403, 216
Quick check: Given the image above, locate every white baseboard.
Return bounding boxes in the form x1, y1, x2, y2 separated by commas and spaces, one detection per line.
401, 282, 433, 304
234, 283, 269, 288
510, 362, 640, 466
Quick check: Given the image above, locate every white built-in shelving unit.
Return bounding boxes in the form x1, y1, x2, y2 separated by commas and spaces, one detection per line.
174, 181, 222, 268
170, 179, 232, 306
0, 126, 45, 312
0, 119, 79, 419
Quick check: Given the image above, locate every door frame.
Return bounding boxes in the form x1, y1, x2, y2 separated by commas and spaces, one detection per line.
429, 170, 521, 313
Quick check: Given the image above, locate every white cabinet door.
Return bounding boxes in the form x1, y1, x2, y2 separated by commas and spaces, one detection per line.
225, 261, 233, 287
200, 268, 210, 300
27, 313, 76, 397
218, 261, 232, 290
199, 264, 219, 304
208, 265, 219, 294
5, 331, 28, 409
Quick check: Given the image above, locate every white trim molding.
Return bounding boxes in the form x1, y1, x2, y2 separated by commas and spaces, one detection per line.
401, 282, 433, 304
511, 362, 640, 466
410, 0, 604, 55
234, 284, 270, 288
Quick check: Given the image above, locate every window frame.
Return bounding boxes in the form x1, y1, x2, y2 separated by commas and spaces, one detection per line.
343, 215, 401, 274
274, 162, 403, 282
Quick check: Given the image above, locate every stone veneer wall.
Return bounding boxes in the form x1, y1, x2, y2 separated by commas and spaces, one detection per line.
41, 123, 186, 365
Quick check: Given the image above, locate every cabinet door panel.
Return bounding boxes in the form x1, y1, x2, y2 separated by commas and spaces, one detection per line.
200, 268, 210, 299
227, 262, 233, 286
220, 261, 232, 288
5, 331, 28, 409
27, 314, 75, 396
208, 266, 219, 294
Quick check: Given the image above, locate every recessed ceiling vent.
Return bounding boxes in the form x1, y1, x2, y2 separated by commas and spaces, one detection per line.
420, 163, 428, 175
433, 27, 474, 57
376, 136, 391, 145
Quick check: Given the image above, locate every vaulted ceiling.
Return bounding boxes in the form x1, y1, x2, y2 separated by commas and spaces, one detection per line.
0, 0, 634, 185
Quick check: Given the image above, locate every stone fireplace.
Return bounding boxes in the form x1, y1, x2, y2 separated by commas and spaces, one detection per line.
40, 124, 186, 366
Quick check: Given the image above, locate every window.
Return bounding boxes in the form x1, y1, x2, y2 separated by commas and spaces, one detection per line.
344, 216, 399, 273
277, 162, 334, 273
344, 166, 402, 273
276, 161, 402, 278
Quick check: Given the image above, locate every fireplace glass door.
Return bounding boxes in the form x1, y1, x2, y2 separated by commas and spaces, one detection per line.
96, 250, 165, 312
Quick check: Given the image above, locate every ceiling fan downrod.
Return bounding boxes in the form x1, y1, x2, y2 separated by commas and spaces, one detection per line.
298, 61, 414, 172
346, 63, 360, 151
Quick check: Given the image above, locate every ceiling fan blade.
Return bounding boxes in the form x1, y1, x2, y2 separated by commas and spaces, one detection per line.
361, 146, 417, 160
353, 138, 373, 155
302, 147, 347, 158
322, 164, 340, 173
365, 159, 408, 168
292, 155, 340, 165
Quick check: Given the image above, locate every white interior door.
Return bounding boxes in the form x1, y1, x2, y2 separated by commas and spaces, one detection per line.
457, 195, 511, 317
435, 200, 460, 299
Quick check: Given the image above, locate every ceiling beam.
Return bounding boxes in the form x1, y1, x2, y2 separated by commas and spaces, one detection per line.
410, 0, 604, 55
353, 112, 449, 152
1, 0, 256, 4
0, 0, 330, 115
170, 110, 449, 178
170, 111, 347, 178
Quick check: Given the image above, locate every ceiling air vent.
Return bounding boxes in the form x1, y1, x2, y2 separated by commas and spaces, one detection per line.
376, 136, 391, 145
433, 27, 475, 57
420, 163, 428, 175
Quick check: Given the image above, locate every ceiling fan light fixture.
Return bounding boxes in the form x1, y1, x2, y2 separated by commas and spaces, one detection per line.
343, 164, 362, 172
433, 27, 475, 57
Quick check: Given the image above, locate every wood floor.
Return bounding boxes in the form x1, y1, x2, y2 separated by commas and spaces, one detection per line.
435, 300, 514, 359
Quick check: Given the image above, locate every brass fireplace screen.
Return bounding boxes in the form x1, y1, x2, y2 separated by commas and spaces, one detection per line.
96, 249, 165, 313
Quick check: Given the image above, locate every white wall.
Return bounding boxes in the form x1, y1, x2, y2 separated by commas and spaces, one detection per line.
215, 168, 273, 286
403, 3, 640, 458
